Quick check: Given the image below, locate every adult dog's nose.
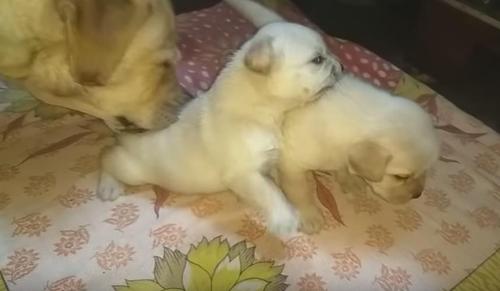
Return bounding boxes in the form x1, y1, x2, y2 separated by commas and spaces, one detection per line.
412, 191, 423, 199
115, 116, 146, 133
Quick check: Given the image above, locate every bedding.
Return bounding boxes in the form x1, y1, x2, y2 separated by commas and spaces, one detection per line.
1, 2, 500, 290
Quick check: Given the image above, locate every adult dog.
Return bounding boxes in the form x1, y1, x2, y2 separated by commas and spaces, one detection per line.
0, 0, 185, 131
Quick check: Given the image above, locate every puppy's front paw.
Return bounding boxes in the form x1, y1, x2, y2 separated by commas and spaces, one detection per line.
267, 205, 299, 235
97, 172, 123, 201
298, 206, 325, 235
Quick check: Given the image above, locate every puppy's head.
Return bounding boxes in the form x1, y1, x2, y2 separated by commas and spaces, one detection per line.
346, 103, 439, 204
241, 23, 343, 104
56, 0, 184, 131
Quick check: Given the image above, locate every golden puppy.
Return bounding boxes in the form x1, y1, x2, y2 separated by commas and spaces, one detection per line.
280, 75, 440, 234
0, 0, 186, 131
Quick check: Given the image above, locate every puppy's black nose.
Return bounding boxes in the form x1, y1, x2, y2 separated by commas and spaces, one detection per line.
332, 65, 344, 80
412, 191, 423, 199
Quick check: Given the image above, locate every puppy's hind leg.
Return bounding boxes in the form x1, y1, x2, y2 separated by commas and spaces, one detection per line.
97, 146, 147, 201
228, 172, 299, 235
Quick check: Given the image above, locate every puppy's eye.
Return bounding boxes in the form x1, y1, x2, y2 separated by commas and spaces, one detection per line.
393, 174, 410, 181
311, 55, 326, 65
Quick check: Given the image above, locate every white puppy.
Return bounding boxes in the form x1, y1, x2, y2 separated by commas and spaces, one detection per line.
280, 75, 440, 234
97, 22, 343, 234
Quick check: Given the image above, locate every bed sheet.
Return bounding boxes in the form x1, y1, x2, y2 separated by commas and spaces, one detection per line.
1, 2, 500, 291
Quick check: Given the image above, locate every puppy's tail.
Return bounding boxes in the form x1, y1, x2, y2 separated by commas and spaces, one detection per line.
224, 0, 284, 27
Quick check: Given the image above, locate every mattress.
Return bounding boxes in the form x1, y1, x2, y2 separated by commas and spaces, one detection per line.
1, 2, 499, 291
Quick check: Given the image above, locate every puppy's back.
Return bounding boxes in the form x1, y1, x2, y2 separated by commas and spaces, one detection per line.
282, 75, 436, 167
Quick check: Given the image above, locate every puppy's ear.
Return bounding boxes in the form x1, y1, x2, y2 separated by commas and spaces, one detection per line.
244, 37, 274, 74
348, 141, 392, 182
56, 0, 151, 86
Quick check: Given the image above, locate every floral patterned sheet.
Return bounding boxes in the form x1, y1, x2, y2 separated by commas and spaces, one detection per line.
1, 2, 500, 291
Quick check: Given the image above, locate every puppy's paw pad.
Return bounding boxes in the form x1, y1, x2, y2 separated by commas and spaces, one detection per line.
97, 174, 123, 201
299, 209, 325, 235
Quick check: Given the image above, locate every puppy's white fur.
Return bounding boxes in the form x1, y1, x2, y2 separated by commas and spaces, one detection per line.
280, 75, 440, 233
97, 22, 342, 235
225, 0, 284, 26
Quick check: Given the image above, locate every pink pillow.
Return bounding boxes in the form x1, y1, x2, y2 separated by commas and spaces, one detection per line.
175, 2, 402, 96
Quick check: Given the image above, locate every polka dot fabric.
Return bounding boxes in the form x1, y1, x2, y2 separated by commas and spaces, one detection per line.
175, 3, 256, 95
175, 2, 403, 96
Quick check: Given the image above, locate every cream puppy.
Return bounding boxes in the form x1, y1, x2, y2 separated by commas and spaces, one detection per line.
280, 75, 440, 234
97, 22, 343, 234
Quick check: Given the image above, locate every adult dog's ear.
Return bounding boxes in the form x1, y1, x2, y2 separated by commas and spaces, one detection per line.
56, 0, 150, 86
244, 37, 274, 75
348, 140, 392, 182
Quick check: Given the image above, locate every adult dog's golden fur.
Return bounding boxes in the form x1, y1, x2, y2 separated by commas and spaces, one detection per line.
0, 0, 186, 131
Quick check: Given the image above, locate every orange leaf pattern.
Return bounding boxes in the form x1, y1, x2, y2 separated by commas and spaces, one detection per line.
95, 242, 135, 271
23, 172, 56, 197
365, 225, 394, 254
297, 273, 327, 291
17, 132, 92, 166
53, 225, 90, 256
190, 196, 223, 217
470, 207, 500, 229
12, 213, 51, 237
449, 170, 476, 193
150, 224, 186, 248
104, 203, 140, 231
331, 248, 362, 280
237, 212, 266, 241
69, 154, 99, 177
314, 173, 345, 225
424, 188, 451, 212
374, 264, 412, 291
284, 236, 318, 260
349, 193, 382, 215
58, 186, 95, 208
414, 249, 451, 275
438, 221, 470, 245
1, 248, 40, 284
394, 208, 423, 232
153, 186, 170, 219
474, 152, 499, 175
45, 276, 86, 291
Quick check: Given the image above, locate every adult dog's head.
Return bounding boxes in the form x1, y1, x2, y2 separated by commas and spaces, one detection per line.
346, 99, 440, 204
239, 22, 344, 105
55, 0, 184, 131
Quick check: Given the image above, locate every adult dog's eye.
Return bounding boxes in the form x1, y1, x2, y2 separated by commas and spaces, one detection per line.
161, 61, 172, 68
311, 55, 326, 65
393, 174, 410, 181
